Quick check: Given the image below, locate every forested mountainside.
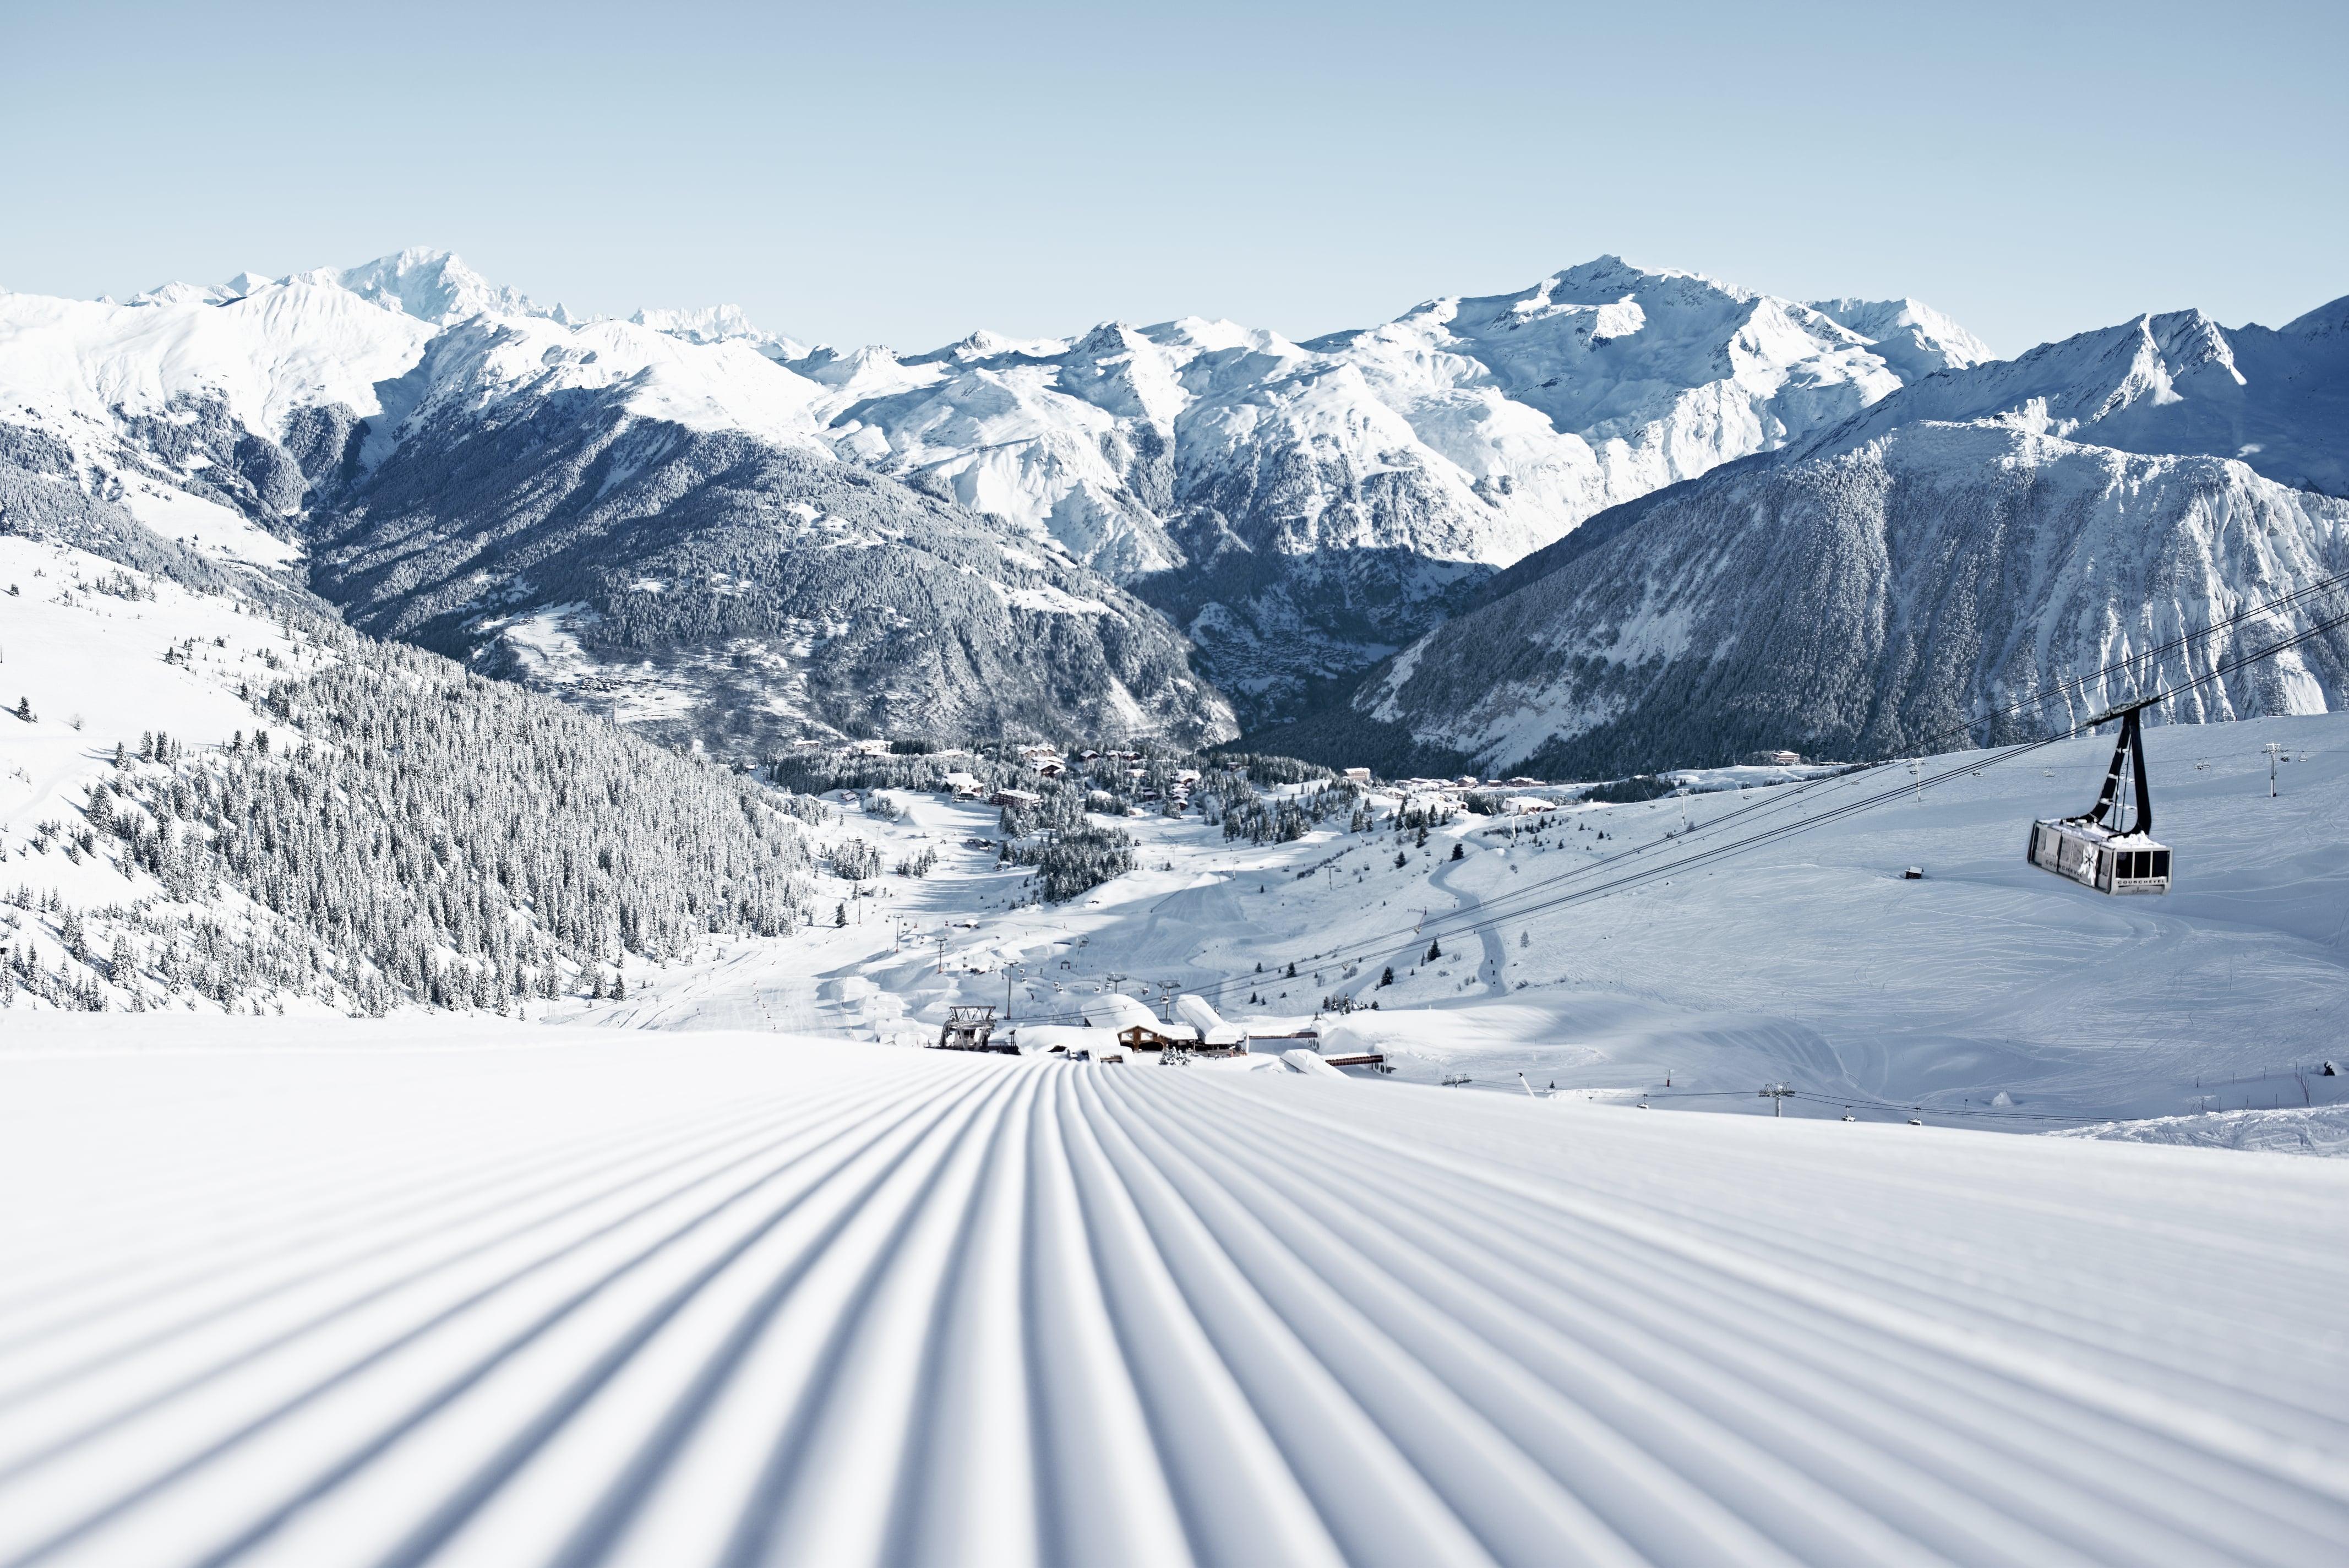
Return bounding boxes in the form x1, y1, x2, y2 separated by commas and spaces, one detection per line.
310, 383, 1233, 752
1348, 297, 2349, 778
2, 460, 814, 1016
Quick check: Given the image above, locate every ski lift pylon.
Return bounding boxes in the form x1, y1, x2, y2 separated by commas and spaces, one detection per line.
2026, 701, 2171, 895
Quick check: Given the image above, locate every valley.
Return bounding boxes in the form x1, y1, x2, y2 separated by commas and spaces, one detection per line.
6, 236, 2349, 1567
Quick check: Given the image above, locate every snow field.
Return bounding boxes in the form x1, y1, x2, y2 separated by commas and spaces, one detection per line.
0, 1024, 2343, 1566
1, 535, 315, 879
602, 711, 2349, 1131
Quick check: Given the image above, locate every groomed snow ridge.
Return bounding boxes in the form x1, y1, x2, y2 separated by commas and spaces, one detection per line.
1, 1026, 2343, 1566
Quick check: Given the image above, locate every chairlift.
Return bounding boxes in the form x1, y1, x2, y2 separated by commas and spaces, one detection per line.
2026, 702, 2171, 895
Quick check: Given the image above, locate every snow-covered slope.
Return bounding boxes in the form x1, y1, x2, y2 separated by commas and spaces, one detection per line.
0, 493, 814, 1017
595, 709, 2349, 1132
1353, 296, 2349, 777
3, 1022, 2342, 1566
815, 258, 1990, 720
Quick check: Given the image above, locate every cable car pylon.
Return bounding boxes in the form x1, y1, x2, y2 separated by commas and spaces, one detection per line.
2026, 699, 2172, 895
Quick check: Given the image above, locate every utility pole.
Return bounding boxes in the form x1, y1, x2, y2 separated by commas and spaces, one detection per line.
1759, 1083, 1794, 1117
1909, 759, 1922, 806
2264, 742, 2283, 797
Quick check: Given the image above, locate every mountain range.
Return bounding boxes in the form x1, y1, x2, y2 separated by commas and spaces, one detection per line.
1349, 297, 2349, 776
3, 247, 2343, 774
0, 251, 1231, 752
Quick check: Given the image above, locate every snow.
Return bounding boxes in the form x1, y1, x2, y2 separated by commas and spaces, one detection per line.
813, 257, 1980, 581
1366, 413, 2349, 772
2062, 1103, 2349, 1157
629, 302, 810, 361
0, 534, 314, 895
118, 483, 301, 567
0, 250, 832, 491
0, 1020, 2342, 1565
313, 247, 560, 326
370, 313, 827, 457
0, 275, 436, 434
586, 711, 2349, 1138
993, 580, 1111, 617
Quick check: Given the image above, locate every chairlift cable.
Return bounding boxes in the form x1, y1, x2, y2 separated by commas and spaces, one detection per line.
1129, 598, 2349, 1016
1004, 592, 2349, 1022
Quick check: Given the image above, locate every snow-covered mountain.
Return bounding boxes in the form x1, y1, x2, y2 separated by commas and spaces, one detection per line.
0, 252, 1234, 752
1347, 298, 2349, 777
1822, 298, 2349, 496
808, 258, 1992, 721
24, 244, 2342, 780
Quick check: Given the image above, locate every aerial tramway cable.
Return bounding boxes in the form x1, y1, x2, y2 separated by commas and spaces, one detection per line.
1010, 586, 2349, 1024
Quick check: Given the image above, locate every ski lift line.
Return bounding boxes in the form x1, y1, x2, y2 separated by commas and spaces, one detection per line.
1266, 569, 2349, 965
1272, 569, 2349, 954
1427, 601, 2349, 937
999, 741, 2052, 1026
1632, 1087, 2089, 1123
992, 597, 2349, 1025
1128, 600, 2349, 1015
1585, 1087, 2085, 1121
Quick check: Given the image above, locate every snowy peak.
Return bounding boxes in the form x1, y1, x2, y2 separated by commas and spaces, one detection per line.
629, 302, 811, 361
1350, 280, 2349, 778
316, 247, 555, 326
2281, 293, 2349, 341
1331, 255, 1921, 446
0, 271, 440, 438
804, 255, 1991, 722
363, 311, 827, 462
1805, 296, 1997, 378
1805, 299, 2347, 495
127, 279, 248, 309
902, 328, 1070, 367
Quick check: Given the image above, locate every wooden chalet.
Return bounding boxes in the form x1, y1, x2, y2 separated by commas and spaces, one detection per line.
1116, 1022, 1247, 1059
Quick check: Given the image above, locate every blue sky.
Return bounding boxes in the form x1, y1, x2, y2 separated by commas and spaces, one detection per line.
5, 1, 2342, 357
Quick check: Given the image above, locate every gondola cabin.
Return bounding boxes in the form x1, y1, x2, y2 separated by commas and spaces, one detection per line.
2026, 700, 2171, 896
2026, 821, 2170, 894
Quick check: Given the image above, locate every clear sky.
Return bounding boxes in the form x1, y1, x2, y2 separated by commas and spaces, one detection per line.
5, 0, 2342, 358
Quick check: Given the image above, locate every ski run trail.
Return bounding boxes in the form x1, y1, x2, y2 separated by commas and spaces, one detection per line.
2, 1024, 2345, 1568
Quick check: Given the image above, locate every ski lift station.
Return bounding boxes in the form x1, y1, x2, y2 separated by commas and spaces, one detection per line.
2027, 702, 2172, 895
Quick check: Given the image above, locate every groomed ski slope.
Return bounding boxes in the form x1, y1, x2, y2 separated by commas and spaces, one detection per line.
2, 1024, 2345, 1567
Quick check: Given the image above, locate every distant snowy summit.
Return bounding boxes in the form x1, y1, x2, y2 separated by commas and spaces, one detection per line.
798, 255, 1996, 720
1349, 284, 2349, 778
13, 244, 2338, 776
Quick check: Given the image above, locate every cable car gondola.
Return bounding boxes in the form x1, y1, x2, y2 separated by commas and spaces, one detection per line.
2026, 701, 2171, 895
